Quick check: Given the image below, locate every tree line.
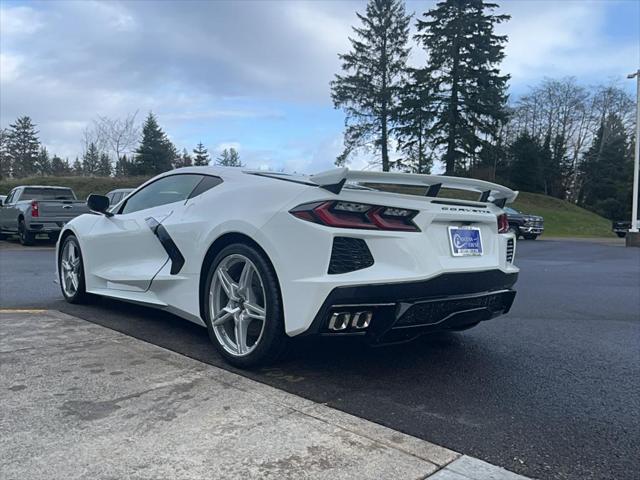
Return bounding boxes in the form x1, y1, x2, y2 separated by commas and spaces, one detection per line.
332, 0, 636, 219
0, 112, 243, 180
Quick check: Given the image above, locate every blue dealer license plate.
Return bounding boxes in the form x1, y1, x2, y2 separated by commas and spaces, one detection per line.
448, 226, 483, 256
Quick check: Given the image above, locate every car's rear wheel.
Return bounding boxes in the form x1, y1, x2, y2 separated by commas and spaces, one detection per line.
18, 219, 35, 246
58, 235, 89, 303
203, 243, 287, 368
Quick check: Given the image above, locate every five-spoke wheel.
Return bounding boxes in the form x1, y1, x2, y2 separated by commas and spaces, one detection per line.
58, 235, 88, 303
204, 243, 287, 367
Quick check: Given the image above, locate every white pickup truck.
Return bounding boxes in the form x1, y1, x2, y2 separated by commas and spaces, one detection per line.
0, 186, 90, 245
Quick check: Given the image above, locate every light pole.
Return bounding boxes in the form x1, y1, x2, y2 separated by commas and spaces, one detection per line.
628, 69, 640, 233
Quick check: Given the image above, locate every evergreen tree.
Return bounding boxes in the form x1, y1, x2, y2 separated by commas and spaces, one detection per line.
216, 148, 243, 167
7, 116, 40, 178
115, 155, 132, 177
82, 142, 101, 176
133, 113, 175, 175
72, 157, 83, 176
97, 153, 112, 176
0, 128, 11, 180
35, 146, 51, 176
331, 0, 411, 171
174, 148, 193, 168
415, 0, 510, 174
508, 131, 543, 193
395, 69, 436, 173
193, 142, 209, 166
579, 115, 631, 219
50, 155, 71, 176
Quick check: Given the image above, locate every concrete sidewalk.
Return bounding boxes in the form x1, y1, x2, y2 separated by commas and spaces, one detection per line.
0, 310, 531, 479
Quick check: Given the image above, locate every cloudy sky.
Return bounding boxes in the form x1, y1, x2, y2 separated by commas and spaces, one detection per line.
1, 0, 638, 173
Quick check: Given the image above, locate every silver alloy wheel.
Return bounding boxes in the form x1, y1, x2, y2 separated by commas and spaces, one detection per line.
61, 240, 81, 297
210, 254, 267, 357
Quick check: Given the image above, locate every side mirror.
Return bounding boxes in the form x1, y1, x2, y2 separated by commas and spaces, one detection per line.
87, 194, 113, 217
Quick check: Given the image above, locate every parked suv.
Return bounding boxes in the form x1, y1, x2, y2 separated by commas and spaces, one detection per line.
0, 186, 90, 245
504, 206, 544, 240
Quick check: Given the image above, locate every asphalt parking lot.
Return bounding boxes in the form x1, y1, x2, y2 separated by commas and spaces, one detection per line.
1, 237, 639, 480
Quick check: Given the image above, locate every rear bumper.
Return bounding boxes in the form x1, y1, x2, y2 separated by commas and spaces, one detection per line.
26, 221, 66, 233
305, 269, 518, 344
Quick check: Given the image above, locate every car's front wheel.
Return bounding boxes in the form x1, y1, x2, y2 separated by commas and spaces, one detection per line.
523, 233, 538, 240
58, 235, 89, 303
204, 243, 287, 368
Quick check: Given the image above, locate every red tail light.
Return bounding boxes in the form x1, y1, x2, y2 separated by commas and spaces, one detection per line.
31, 200, 39, 217
497, 213, 508, 233
290, 201, 420, 232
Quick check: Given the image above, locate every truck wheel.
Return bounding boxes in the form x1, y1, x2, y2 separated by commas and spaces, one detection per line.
616, 232, 626, 238
18, 220, 35, 246
523, 234, 538, 240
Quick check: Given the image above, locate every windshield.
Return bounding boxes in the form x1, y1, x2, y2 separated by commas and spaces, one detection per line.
20, 187, 76, 201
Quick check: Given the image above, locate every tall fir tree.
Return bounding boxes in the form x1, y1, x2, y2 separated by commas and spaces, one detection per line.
50, 155, 71, 176
35, 146, 51, 176
193, 142, 209, 166
7, 116, 40, 178
415, 0, 510, 175
216, 148, 243, 167
508, 131, 543, 193
579, 115, 631, 219
97, 153, 112, 176
0, 128, 11, 180
395, 68, 436, 173
72, 157, 83, 176
133, 113, 175, 175
174, 148, 193, 168
331, 0, 411, 171
82, 142, 101, 176
115, 155, 132, 177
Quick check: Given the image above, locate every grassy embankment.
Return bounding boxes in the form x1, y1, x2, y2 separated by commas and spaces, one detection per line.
0, 176, 613, 237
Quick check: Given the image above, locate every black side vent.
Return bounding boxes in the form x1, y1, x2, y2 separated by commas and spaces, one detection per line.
328, 237, 374, 274
506, 238, 515, 263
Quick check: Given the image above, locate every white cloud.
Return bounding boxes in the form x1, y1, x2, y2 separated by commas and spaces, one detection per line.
0, 5, 43, 36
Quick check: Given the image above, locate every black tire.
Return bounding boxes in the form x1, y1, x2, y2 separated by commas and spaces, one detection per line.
58, 235, 89, 304
203, 243, 288, 368
18, 219, 35, 246
616, 232, 626, 238
523, 234, 538, 240
0, 231, 7, 241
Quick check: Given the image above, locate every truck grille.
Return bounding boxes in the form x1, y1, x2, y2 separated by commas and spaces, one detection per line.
328, 237, 374, 274
506, 238, 515, 263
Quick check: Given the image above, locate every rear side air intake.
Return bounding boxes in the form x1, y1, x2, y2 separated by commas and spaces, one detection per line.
506, 238, 515, 263
328, 237, 374, 274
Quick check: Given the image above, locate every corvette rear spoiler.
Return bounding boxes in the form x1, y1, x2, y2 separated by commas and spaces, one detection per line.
309, 168, 518, 206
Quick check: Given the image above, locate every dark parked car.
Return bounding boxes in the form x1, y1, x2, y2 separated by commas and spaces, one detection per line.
504, 206, 544, 240
611, 220, 638, 238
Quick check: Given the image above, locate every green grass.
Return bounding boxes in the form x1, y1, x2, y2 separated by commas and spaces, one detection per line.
0, 176, 150, 202
1, 176, 614, 238
512, 192, 614, 238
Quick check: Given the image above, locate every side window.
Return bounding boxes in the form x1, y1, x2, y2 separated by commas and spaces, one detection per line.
111, 192, 122, 205
5, 189, 17, 204
187, 175, 223, 199
120, 174, 203, 215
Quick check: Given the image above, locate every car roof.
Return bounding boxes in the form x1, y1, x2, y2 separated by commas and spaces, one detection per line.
19, 185, 73, 189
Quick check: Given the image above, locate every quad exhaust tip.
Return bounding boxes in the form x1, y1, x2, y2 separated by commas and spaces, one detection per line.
328, 311, 373, 331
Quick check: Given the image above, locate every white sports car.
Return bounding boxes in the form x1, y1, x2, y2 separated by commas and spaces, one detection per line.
57, 167, 519, 367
